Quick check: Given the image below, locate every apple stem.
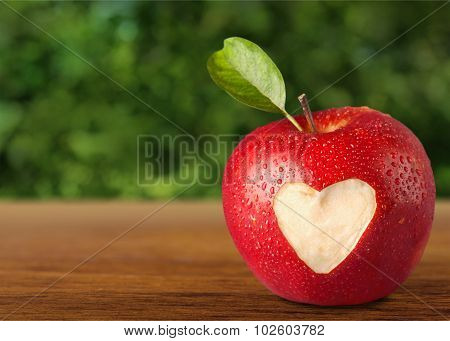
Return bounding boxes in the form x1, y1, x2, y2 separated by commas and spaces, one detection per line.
298, 94, 317, 133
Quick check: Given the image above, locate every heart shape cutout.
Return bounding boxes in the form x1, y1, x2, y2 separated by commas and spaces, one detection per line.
273, 179, 376, 274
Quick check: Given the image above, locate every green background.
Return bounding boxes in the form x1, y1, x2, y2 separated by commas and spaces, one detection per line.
0, 1, 448, 199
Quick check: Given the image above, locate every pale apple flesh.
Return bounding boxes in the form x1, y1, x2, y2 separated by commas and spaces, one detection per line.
222, 107, 435, 305
273, 179, 376, 274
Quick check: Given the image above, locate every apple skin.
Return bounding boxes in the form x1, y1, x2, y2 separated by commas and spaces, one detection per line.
222, 106, 435, 305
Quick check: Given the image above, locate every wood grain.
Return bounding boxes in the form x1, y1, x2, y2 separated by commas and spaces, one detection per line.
0, 201, 448, 320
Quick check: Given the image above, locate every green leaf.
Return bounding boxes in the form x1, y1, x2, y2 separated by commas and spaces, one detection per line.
207, 37, 287, 115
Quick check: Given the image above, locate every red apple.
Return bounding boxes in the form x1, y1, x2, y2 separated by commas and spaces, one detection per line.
222, 106, 435, 305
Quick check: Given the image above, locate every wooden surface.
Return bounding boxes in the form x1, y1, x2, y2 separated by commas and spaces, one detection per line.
0, 201, 448, 321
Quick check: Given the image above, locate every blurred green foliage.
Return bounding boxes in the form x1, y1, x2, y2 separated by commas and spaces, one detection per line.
0, 1, 448, 199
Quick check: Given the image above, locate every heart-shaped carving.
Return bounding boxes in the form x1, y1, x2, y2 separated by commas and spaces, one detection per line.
273, 179, 376, 274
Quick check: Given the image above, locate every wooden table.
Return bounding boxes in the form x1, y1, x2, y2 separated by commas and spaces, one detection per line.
0, 201, 448, 320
